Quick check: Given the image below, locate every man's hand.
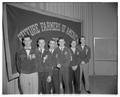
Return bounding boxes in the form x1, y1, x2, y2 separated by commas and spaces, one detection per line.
57, 64, 61, 68
72, 65, 78, 71
81, 61, 85, 64
43, 55, 48, 63
31, 54, 36, 59
47, 76, 52, 83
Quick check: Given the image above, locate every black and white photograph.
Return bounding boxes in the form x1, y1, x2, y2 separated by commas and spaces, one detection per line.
2, 2, 118, 94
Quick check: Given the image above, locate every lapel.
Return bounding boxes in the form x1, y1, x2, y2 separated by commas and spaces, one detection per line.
21, 48, 27, 56
71, 47, 76, 55
42, 49, 47, 58
37, 48, 42, 57
80, 45, 85, 51
23, 47, 33, 54
80, 45, 88, 55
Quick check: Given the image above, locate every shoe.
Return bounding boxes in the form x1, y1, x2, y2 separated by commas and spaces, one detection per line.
86, 90, 91, 94
77, 90, 81, 94
79, 90, 81, 94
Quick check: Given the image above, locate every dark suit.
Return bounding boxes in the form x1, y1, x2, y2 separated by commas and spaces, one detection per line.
43, 49, 56, 94
35, 48, 48, 94
78, 45, 91, 91
55, 47, 71, 93
16, 48, 38, 94
69, 48, 80, 93
46, 48, 60, 94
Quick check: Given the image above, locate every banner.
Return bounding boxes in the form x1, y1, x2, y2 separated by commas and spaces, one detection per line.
3, 3, 81, 81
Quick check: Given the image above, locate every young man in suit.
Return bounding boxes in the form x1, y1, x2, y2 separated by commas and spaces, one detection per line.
78, 36, 91, 94
16, 35, 38, 94
44, 39, 59, 94
69, 40, 81, 94
35, 37, 49, 94
55, 37, 71, 94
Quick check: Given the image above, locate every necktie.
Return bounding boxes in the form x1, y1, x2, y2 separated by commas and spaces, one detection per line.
61, 48, 63, 52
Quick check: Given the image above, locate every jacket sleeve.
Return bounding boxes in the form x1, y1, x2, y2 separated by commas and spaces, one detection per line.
15, 52, 21, 73
85, 46, 91, 63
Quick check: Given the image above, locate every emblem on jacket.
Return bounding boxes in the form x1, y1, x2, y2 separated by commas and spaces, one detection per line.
64, 51, 68, 55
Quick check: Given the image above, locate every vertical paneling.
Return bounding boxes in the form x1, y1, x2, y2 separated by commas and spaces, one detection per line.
3, 2, 94, 94
93, 3, 117, 75
35, 2, 46, 10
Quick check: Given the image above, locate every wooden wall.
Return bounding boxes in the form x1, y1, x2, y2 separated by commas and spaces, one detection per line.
3, 2, 117, 94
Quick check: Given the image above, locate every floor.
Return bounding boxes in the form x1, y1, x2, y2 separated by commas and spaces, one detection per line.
79, 76, 117, 94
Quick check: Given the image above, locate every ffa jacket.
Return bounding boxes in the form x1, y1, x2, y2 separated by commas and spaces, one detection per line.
78, 45, 91, 64
55, 47, 71, 67
70, 47, 81, 67
35, 48, 46, 73
15, 48, 37, 74
44, 49, 58, 75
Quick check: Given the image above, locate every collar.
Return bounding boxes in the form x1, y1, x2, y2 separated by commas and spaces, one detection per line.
49, 49, 54, 53
24, 46, 31, 50
71, 47, 76, 53
59, 46, 65, 50
71, 47, 76, 50
81, 45, 85, 49
38, 47, 44, 51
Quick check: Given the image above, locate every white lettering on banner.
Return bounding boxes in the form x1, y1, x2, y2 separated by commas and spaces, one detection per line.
40, 22, 61, 32
65, 27, 78, 40
17, 23, 40, 41
17, 22, 78, 41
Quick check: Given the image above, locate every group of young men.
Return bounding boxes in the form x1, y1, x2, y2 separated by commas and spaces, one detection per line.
16, 35, 91, 94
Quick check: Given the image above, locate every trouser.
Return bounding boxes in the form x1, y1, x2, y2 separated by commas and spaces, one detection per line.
69, 66, 80, 94
59, 66, 69, 94
45, 72, 53, 94
52, 68, 60, 94
19, 72, 38, 94
38, 72, 46, 94
38, 72, 52, 94
80, 63, 89, 91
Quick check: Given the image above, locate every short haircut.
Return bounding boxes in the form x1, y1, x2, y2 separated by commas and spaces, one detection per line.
58, 37, 65, 42
49, 39, 55, 43
21, 35, 32, 46
70, 40, 77, 47
36, 37, 45, 47
81, 36, 86, 39
22, 35, 31, 42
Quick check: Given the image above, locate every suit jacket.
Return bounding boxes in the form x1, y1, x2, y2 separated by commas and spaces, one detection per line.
15, 48, 37, 74
70, 47, 81, 67
35, 48, 48, 73
77, 45, 91, 64
55, 47, 71, 68
35, 48, 44, 73
44, 49, 58, 76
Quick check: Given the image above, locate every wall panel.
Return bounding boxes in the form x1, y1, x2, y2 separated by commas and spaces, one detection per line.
3, 2, 117, 94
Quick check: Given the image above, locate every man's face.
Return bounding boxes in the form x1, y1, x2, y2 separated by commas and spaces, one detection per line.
59, 39, 65, 47
49, 40, 56, 49
38, 39, 45, 48
81, 37, 85, 45
71, 41, 77, 48
23, 37, 32, 47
